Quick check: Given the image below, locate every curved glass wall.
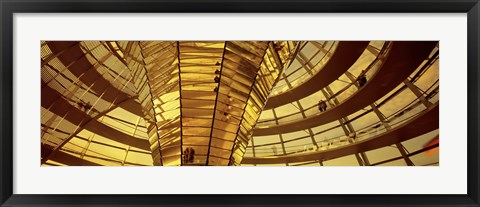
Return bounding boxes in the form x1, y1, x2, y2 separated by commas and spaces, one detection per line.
41, 41, 439, 166
270, 41, 338, 96
258, 41, 388, 126
244, 43, 439, 166
41, 41, 298, 166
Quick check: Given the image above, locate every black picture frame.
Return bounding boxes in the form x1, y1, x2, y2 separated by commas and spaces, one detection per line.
1, 0, 479, 206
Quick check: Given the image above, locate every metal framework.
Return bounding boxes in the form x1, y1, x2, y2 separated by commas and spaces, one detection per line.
40, 41, 439, 167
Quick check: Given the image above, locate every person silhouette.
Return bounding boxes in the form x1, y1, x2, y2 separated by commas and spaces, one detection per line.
189, 148, 195, 163
318, 100, 327, 112
358, 70, 367, 87
184, 148, 190, 164
271, 145, 278, 155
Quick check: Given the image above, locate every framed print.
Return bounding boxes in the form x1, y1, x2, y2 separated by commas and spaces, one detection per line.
1, 0, 479, 206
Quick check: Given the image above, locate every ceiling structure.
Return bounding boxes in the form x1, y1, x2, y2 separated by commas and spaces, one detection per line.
41, 41, 439, 166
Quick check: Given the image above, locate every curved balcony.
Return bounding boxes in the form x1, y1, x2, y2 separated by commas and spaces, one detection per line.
257, 41, 391, 127
41, 41, 439, 167
245, 78, 439, 157
41, 41, 299, 166
42, 42, 142, 116
269, 41, 338, 96
242, 102, 438, 164
263, 41, 370, 109
254, 41, 438, 136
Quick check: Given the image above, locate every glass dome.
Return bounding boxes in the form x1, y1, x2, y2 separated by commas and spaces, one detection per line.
41, 41, 439, 166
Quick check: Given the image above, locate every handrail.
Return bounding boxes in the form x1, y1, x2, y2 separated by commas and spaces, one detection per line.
250, 77, 439, 151
263, 41, 370, 110
258, 48, 438, 127
254, 41, 438, 135
270, 41, 338, 96
257, 42, 392, 125
241, 102, 439, 164
247, 86, 438, 154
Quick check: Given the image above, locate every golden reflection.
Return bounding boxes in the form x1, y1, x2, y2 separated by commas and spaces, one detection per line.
41, 41, 439, 166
